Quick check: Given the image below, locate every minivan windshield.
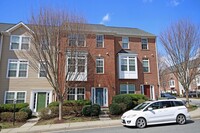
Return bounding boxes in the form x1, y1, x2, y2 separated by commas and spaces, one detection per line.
133, 102, 150, 110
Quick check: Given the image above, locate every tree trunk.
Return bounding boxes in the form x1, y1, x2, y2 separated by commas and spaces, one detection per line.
185, 89, 189, 107
58, 100, 63, 121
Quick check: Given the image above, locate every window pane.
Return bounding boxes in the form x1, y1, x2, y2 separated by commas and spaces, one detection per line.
22, 37, 29, 43
120, 84, 127, 94
122, 37, 129, 49
9, 63, 17, 70
129, 59, 135, 71
11, 43, 19, 49
141, 38, 148, 49
143, 59, 149, 72
6, 92, 15, 99
8, 70, 17, 77
121, 65, 127, 71
128, 84, 135, 93
96, 35, 104, 48
19, 71, 27, 77
19, 64, 27, 70
12, 36, 20, 43
96, 58, 104, 73
21, 43, 29, 50
77, 95, 84, 100
68, 95, 75, 100
17, 92, 25, 100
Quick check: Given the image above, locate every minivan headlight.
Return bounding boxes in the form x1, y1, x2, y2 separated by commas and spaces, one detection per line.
127, 114, 136, 118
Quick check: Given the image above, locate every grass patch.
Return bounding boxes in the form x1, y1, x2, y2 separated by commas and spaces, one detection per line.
0, 122, 25, 129
36, 115, 99, 125
109, 115, 121, 120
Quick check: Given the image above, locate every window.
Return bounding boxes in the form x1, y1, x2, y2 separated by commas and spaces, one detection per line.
169, 80, 175, 87
39, 62, 47, 77
67, 87, 85, 100
7, 59, 28, 77
68, 34, 85, 47
67, 56, 86, 73
96, 35, 104, 48
121, 57, 135, 71
5, 91, 26, 104
141, 38, 148, 50
142, 58, 149, 72
122, 37, 129, 49
120, 84, 135, 94
10, 35, 30, 50
96, 57, 104, 73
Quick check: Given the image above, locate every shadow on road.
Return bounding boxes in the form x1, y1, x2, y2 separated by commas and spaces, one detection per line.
124, 120, 194, 129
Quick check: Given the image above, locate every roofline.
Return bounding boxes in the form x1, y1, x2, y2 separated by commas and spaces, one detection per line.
5, 22, 33, 33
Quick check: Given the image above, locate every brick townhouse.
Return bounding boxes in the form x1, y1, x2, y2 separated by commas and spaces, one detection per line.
0, 22, 159, 113
160, 66, 200, 96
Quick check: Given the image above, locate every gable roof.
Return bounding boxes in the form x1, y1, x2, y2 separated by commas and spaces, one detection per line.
0, 22, 155, 37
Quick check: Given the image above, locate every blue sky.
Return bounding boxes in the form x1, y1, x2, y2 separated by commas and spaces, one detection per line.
0, 0, 200, 51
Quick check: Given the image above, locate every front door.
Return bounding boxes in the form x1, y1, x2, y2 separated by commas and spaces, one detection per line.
96, 88, 103, 106
144, 85, 151, 99
36, 92, 46, 112
91, 87, 108, 107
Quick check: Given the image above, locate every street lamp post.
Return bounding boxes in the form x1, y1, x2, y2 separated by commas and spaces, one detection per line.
13, 99, 16, 126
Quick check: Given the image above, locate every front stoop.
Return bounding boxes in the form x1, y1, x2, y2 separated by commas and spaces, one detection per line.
99, 108, 111, 121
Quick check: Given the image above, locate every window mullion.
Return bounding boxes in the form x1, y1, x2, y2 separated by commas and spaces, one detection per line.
17, 61, 20, 77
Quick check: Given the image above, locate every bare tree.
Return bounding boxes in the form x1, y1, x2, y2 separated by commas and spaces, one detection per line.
160, 20, 200, 106
157, 52, 168, 92
24, 8, 89, 120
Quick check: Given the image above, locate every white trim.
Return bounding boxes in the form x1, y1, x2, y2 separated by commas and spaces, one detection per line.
150, 85, 155, 100
4, 91, 27, 104
6, 59, 29, 78
30, 89, 53, 112
9, 35, 30, 51
118, 54, 138, 79
6, 22, 33, 33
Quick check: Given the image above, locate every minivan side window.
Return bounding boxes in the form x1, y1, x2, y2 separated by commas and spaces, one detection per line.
161, 101, 173, 108
174, 101, 184, 106
147, 102, 161, 110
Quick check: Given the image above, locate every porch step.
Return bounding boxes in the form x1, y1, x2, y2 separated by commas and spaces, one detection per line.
99, 108, 111, 121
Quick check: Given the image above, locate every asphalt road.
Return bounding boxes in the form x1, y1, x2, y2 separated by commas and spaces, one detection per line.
179, 98, 200, 107
48, 119, 200, 133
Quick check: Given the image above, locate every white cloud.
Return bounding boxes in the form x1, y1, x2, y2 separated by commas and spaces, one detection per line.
100, 13, 110, 24
169, 0, 181, 7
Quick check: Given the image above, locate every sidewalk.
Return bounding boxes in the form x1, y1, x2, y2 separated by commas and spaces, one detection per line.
1, 108, 200, 133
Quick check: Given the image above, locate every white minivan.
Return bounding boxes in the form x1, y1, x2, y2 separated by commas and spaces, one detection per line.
121, 99, 190, 128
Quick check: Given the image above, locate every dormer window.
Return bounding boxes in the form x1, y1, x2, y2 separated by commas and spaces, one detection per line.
10, 35, 30, 50
122, 37, 129, 49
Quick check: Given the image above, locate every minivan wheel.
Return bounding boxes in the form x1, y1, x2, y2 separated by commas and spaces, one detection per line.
176, 114, 186, 125
136, 117, 146, 128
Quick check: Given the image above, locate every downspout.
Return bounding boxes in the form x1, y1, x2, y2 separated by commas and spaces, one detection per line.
155, 36, 160, 99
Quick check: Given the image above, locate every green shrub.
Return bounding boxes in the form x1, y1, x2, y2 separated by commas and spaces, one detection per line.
82, 105, 91, 116
0, 112, 13, 122
91, 104, 101, 116
63, 100, 91, 106
47, 102, 59, 107
119, 103, 126, 112
112, 94, 147, 111
49, 106, 59, 117
39, 108, 52, 120
109, 103, 122, 115
0, 103, 29, 112
15, 112, 28, 122
19, 107, 32, 119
